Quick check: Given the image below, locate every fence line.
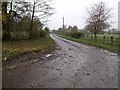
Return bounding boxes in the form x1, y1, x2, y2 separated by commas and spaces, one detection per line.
82, 35, 120, 46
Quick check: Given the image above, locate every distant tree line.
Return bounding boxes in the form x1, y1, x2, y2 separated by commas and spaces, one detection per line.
55, 25, 84, 38
2, 0, 54, 41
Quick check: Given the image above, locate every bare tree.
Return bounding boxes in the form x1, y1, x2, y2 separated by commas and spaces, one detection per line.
2, 0, 31, 40
29, 0, 54, 38
2, 0, 54, 39
85, 1, 112, 37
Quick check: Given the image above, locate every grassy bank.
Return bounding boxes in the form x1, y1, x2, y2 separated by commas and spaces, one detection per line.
59, 35, 119, 53
3, 35, 54, 61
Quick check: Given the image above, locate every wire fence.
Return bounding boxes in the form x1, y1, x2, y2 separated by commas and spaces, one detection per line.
82, 35, 120, 46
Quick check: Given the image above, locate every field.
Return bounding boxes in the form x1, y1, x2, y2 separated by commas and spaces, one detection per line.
2, 35, 54, 61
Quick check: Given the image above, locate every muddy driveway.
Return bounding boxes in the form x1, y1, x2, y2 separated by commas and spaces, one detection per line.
2, 34, 118, 88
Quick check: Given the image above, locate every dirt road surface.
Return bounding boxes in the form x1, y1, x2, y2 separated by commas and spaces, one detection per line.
2, 34, 119, 88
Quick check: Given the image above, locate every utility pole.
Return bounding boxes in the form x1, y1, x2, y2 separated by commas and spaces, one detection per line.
63, 17, 64, 31
118, 1, 120, 32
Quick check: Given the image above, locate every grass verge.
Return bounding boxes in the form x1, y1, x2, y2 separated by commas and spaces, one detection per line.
59, 35, 119, 53
3, 35, 54, 61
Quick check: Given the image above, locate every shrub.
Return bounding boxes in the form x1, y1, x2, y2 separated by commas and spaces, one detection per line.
70, 32, 84, 38
39, 30, 46, 37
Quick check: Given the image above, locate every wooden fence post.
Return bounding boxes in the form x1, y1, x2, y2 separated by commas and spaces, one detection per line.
110, 36, 113, 45
103, 36, 105, 44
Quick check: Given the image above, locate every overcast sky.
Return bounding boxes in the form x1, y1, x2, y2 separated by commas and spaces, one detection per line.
45, 0, 119, 30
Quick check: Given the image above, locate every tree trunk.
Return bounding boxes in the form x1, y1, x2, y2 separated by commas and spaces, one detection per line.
94, 25, 97, 41
94, 25, 97, 37
29, 0, 35, 39
2, 2, 11, 41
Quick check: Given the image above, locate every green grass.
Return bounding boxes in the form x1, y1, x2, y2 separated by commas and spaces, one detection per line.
59, 35, 119, 53
3, 35, 54, 61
